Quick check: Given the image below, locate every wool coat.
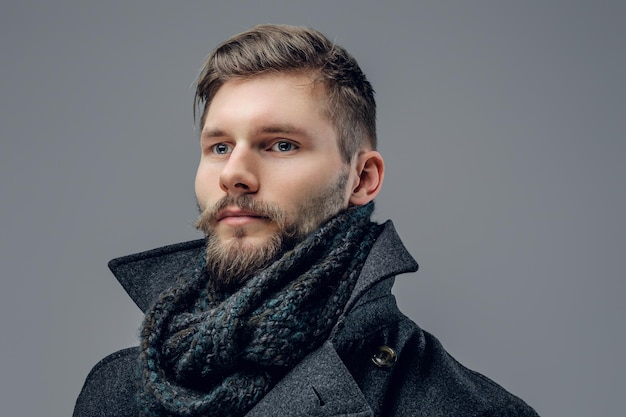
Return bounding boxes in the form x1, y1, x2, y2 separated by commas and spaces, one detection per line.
73, 221, 539, 416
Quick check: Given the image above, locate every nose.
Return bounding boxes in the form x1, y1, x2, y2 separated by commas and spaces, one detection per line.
219, 146, 259, 195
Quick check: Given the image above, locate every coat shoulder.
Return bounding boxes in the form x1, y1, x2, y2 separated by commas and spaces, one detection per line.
413, 328, 540, 416
73, 347, 140, 417
334, 286, 539, 416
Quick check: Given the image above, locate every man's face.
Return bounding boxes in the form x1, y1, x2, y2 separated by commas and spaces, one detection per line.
195, 73, 355, 286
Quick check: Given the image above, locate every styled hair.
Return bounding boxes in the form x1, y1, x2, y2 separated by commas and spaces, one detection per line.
194, 24, 376, 162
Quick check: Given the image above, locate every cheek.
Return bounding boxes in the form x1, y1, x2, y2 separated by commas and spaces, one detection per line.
194, 174, 205, 211
285, 171, 330, 202
275, 171, 312, 195
194, 164, 216, 208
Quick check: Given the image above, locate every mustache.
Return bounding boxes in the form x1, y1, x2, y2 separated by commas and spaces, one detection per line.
195, 195, 287, 233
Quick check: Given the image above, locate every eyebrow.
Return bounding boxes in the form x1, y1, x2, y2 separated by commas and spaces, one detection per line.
257, 124, 309, 137
201, 128, 226, 139
201, 124, 309, 140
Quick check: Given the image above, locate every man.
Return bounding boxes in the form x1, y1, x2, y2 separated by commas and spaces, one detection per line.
74, 24, 538, 417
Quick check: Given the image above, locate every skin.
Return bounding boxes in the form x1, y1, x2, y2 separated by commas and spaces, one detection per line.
195, 72, 385, 254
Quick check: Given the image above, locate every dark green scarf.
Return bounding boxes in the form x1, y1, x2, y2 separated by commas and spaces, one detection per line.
138, 203, 381, 417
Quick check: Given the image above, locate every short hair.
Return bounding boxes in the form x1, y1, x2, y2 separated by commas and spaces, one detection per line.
194, 24, 376, 162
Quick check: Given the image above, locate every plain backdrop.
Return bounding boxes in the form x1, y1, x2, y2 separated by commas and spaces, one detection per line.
1, 2, 624, 416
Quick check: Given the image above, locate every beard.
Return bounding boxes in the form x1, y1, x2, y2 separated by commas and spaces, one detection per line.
195, 168, 349, 290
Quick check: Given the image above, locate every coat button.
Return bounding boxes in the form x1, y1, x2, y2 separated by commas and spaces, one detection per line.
371, 345, 397, 368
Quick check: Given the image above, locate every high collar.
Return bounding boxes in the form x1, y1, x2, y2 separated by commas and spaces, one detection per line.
108, 220, 418, 314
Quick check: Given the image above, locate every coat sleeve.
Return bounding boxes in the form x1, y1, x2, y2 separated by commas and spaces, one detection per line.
73, 347, 141, 417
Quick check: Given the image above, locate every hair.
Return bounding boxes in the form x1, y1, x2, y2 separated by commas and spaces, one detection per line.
194, 24, 376, 162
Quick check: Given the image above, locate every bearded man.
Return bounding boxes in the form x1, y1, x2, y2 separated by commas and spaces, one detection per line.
73, 24, 539, 417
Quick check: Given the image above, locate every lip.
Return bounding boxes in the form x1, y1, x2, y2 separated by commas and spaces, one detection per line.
217, 208, 269, 225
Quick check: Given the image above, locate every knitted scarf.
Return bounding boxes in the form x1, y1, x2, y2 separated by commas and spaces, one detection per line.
138, 203, 381, 417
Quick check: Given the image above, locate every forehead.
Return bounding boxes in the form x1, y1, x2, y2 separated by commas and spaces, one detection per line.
207, 71, 327, 114
202, 73, 333, 133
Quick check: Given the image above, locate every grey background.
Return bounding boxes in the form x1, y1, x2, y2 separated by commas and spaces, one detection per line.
1, 1, 624, 416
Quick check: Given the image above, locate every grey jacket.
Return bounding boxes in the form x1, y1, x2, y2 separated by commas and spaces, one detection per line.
73, 221, 539, 416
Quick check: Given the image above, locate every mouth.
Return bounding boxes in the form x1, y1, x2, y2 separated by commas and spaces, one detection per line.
216, 208, 270, 225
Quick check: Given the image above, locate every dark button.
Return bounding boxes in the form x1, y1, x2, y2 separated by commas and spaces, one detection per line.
371, 345, 397, 368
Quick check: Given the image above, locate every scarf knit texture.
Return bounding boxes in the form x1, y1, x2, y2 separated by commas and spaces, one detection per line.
138, 203, 382, 417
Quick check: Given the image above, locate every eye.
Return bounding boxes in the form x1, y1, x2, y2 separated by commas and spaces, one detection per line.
270, 141, 298, 152
211, 143, 232, 155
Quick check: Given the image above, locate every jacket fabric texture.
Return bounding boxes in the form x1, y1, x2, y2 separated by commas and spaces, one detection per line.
73, 221, 539, 416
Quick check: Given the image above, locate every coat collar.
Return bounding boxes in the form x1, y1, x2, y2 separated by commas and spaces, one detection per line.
108, 220, 418, 313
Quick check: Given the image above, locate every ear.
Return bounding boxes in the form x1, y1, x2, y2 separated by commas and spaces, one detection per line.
349, 150, 385, 206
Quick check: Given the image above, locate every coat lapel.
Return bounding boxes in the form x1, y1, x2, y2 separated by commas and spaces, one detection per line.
245, 342, 373, 417
108, 239, 206, 313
